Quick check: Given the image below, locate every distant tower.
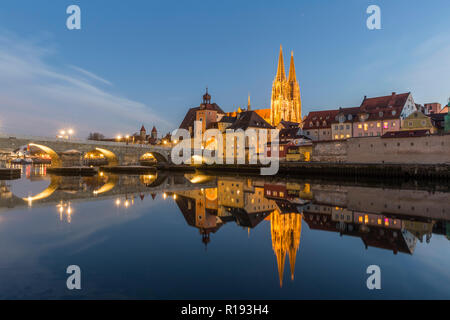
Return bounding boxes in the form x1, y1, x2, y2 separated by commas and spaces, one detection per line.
270, 46, 302, 126
151, 126, 157, 140
140, 125, 146, 141
247, 93, 251, 111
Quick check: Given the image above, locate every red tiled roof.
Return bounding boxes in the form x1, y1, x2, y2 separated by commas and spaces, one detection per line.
302, 109, 339, 129
179, 103, 224, 131
360, 92, 410, 111
332, 107, 360, 123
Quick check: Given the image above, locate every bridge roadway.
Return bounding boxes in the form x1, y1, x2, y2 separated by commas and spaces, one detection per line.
0, 172, 217, 211
0, 133, 173, 167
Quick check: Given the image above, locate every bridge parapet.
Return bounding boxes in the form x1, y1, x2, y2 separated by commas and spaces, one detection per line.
0, 133, 172, 167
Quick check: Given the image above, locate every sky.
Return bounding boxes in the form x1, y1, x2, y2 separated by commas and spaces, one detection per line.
0, 0, 449, 138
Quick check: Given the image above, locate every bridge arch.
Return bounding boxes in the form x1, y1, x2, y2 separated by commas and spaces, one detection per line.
28, 143, 61, 167
139, 151, 168, 164
84, 148, 118, 166
21, 175, 62, 204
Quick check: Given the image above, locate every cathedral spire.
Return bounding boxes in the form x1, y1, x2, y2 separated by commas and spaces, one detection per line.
288, 51, 296, 82
275, 45, 286, 81
247, 93, 251, 111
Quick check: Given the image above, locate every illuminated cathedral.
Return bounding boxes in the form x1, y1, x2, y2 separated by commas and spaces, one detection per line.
224, 45, 302, 127
270, 45, 302, 126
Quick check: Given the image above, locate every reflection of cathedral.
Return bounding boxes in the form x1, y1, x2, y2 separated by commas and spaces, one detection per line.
270, 210, 302, 287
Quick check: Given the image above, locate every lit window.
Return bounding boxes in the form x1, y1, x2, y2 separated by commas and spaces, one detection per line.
383, 122, 388, 129
358, 124, 362, 129
364, 123, 368, 131
377, 122, 381, 128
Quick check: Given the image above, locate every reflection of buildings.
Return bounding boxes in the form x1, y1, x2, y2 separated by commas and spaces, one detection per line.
303, 204, 418, 255
175, 188, 223, 247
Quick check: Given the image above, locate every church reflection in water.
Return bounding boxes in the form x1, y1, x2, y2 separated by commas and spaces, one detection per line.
1, 167, 449, 288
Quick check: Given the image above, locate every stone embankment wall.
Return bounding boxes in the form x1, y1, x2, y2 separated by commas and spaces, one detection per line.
311, 134, 450, 164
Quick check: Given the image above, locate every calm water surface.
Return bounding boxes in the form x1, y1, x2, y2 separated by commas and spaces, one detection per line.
0, 164, 449, 299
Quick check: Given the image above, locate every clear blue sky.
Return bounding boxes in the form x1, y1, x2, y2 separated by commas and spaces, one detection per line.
0, 0, 449, 137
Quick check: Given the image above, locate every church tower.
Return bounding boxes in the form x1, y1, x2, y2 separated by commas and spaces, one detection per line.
270, 46, 302, 126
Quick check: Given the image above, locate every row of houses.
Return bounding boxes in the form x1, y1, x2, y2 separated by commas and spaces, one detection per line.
302, 92, 450, 141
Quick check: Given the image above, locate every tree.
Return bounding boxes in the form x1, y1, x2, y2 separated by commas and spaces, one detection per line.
88, 132, 105, 141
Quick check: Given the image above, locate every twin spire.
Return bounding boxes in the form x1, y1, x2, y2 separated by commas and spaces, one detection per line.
275, 45, 296, 82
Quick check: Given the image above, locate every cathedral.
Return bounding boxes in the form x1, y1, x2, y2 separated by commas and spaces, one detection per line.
270, 45, 302, 126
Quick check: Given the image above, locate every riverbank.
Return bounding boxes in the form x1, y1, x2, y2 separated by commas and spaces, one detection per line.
0, 168, 21, 180
193, 162, 450, 181
47, 166, 97, 176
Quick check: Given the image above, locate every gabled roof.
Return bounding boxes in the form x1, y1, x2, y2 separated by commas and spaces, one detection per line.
228, 111, 274, 130
332, 107, 360, 124
302, 109, 339, 130
218, 116, 236, 123
179, 103, 224, 130
278, 120, 300, 129
360, 92, 410, 111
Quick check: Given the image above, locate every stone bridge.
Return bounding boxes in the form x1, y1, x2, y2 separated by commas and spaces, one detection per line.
0, 134, 173, 167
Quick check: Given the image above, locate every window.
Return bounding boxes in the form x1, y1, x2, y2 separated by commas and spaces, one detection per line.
383, 122, 389, 129
358, 124, 362, 129
377, 122, 381, 128
364, 123, 368, 131
346, 125, 350, 130
335, 125, 338, 130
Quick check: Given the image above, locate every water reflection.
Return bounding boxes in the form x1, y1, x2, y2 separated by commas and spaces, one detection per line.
0, 165, 449, 297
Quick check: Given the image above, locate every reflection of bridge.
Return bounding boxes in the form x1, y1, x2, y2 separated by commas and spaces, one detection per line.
0, 134, 172, 167
0, 172, 216, 210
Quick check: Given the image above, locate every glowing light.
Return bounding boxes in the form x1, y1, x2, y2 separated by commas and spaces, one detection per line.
163, 193, 167, 200
124, 200, 130, 208
68, 129, 74, 135
173, 194, 177, 200
115, 199, 121, 206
